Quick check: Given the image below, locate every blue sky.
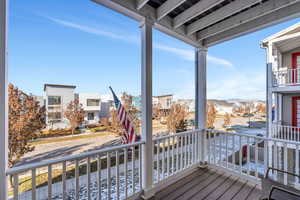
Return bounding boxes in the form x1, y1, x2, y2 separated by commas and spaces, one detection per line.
8, 0, 300, 100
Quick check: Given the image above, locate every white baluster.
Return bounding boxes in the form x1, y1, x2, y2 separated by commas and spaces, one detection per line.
284, 143, 288, 185
32, 169, 36, 200
132, 146, 135, 194
98, 154, 102, 200
124, 149, 128, 198
87, 158, 90, 200
62, 161, 67, 200
13, 174, 18, 200
48, 165, 52, 200
255, 140, 258, 178
116, 151, 120, 200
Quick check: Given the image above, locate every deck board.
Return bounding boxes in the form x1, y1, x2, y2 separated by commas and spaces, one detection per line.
174, 171, 222, 200
151, 168, 262, 200
156, 169, 207, 199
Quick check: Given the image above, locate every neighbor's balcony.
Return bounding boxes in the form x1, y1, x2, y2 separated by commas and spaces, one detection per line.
7, 129, 300, 200
272, 67, 300, 87
271, 122, 300, 142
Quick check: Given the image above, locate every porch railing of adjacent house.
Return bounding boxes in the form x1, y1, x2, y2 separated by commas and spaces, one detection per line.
205, 129, 300, 186
6, 129, 300, 200
272, 68, 300, 86
271, 123, 300, 141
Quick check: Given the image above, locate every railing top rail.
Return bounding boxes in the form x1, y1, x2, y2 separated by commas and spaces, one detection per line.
204, 128, 300, 145
153, 129, 201, 141
7, 141, 145, 175
273, 67, 300, 72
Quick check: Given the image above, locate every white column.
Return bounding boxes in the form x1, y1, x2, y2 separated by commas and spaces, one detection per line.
140, 18, 153, 199
267, 63, 273, 138
278, 93, 282, 122
195, 47, 207, 163
0, 0, 8, 199
274, 93, 278, 122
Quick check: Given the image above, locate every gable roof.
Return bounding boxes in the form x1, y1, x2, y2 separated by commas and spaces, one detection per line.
262, 22, 300, 46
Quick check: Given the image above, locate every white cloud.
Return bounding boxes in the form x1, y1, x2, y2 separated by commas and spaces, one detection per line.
43, 16, 266, 100
45, 16, 139, 43
207, 72, 265, 100
207, 55, 234, 68
45, 16, 234, 68
172, 67, 265, 100
155, 44, 234, 68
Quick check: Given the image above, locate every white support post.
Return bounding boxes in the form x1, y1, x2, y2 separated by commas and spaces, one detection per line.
265, 43, 274, 168
195, 47, 207, 164
140, 18, 153, 199
278, 93, 282, 122
267, 63, 273, 138
0, 0, 8, 200
274, 93, 278, 122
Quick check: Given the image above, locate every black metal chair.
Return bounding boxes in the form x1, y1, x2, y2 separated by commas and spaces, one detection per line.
261, 167, 300, 200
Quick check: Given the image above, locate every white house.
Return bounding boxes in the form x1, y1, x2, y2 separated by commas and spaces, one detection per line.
262, 22, 300, 140
79, 93, 101, 125
44, 84, 76, 129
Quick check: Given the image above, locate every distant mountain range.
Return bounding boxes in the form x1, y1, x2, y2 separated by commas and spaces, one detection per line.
207, 99, 265, 115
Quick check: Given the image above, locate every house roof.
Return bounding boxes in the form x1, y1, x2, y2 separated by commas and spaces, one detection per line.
261, 22, 300, 52
153, 94, 173, 98
92, 0, 300, 47
43, 84, 76, 91
262, 22, 300, 45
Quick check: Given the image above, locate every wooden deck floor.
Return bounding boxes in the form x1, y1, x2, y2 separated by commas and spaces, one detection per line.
152, 168, 262, 200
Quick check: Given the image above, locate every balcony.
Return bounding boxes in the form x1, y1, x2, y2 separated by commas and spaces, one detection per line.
271, 122, 300, 142
7, 129, 300, 200
272, 68, 300, 87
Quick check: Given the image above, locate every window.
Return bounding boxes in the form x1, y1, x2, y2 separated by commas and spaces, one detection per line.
87, 99, 100, 106
48, 96, 61, 105
48, 112, 62, 120
167, 99, 172, 107
88, 112, 95, 120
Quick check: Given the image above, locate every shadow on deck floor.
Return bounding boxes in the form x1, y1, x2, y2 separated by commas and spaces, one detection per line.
142, 168, 262, 200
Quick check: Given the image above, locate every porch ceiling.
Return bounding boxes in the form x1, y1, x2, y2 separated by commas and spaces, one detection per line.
274, 33, 300, 52
92, 0, 300, 47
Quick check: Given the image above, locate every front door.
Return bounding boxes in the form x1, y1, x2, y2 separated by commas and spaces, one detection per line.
292, 96, 300, 127
292, 52, 300, 84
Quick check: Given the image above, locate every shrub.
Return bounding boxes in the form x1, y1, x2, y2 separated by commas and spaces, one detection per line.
89, 127, 106, 133
39, 128, 81, 138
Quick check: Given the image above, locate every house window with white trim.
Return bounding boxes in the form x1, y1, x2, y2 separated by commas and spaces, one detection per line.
87, 99, 100, 106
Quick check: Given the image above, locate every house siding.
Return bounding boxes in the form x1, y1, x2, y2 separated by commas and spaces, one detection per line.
45, 86, 76, 129
282, 47, 300, 68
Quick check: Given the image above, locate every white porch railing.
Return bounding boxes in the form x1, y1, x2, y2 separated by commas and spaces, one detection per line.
152, 130, 200, 184
273, 68, 300, 86
6, 141, 144, 200
6, 129, 300, 199
205, 129, 300, 186
271, 123, 300, 141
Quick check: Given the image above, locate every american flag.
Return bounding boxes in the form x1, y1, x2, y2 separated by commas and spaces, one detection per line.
109, 87, 138, 144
